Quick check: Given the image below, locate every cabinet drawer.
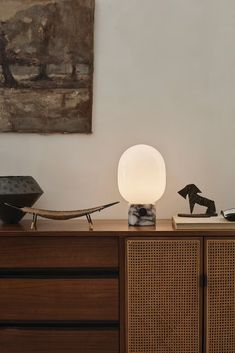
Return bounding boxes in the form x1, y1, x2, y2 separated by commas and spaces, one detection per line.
0, 329, 119, 353
0, 237, 118, 268
0, 279, 118, 321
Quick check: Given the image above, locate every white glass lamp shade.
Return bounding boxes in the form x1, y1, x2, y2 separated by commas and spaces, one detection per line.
118, 144, 166, 204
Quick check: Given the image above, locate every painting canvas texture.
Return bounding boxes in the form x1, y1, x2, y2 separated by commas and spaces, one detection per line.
0, 0, 94, 133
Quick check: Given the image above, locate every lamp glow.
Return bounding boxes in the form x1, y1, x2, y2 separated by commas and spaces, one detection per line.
118, 144, 166, 226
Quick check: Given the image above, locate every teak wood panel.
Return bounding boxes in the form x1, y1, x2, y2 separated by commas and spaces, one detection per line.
0, 279, 118, 321
0, 329, 119, 353
126, 239, 202, 353
206, 239, 235, 353
0, 237, 118, 268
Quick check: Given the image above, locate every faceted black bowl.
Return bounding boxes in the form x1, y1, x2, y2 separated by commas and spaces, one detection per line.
0, 176, 43, 224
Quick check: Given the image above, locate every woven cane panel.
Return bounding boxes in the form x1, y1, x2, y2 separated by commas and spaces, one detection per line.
207, 240, 235, 353
127, 239, 200, 353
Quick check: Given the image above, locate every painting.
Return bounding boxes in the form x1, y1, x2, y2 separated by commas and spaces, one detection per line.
0, 0, 94, 133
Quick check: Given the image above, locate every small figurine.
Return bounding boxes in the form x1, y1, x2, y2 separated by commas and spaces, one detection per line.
178, 184, 217, 217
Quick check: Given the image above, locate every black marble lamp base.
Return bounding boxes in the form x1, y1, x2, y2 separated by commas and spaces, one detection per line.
128, 204, 156, 226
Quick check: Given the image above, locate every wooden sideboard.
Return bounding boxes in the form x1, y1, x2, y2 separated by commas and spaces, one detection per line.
0, 219, 235, 353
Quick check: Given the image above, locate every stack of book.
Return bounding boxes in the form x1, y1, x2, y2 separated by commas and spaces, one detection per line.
172, 215, 235, 230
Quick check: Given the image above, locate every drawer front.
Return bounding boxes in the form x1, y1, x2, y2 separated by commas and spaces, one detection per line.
0, 237, 118, 268
0, 329, 119, 353
0, 279, 118, 321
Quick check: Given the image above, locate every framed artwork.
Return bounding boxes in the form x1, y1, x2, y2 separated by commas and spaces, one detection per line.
0, 0, 94, 133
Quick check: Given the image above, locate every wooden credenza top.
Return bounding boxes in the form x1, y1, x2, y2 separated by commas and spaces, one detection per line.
0, 219, 235, 237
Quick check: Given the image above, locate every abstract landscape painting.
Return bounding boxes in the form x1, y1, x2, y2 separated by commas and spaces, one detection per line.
0, 0, 94, 133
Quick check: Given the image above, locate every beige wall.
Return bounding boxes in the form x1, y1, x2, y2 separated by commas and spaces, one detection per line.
0, 0, 234, 219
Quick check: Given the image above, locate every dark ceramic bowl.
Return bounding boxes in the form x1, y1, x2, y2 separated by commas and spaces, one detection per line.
0, 176, 43, 224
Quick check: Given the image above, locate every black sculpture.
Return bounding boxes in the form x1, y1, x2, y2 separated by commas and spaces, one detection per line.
0, 176, 43, 224
178, 184, 217, 217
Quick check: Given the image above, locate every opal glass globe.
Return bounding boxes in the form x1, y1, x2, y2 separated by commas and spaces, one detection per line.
118, 144, 166, 204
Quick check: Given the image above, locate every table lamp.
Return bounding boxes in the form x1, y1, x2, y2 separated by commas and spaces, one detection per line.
118, 144, 166, 226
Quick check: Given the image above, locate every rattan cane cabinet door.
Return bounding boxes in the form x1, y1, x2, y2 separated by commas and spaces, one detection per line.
126, 239, 201, 353
206, 239, 235, 353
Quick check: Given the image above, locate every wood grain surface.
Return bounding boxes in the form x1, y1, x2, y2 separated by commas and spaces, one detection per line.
0, 329, 119, 353
0, 237, 118, 268
0, 219, 234, 237
0, 279, 119, 321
